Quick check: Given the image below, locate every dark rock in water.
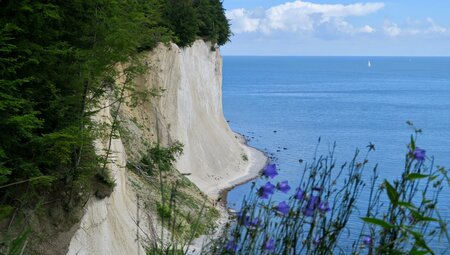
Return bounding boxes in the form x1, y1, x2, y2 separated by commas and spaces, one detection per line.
276, 149, 281, 152
283, 147, 287, 150
299, 159, 304, 163
273, 130, 277, 133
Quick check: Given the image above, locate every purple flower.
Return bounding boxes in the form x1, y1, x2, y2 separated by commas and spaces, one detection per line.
303, 195, 320, 217
318, 201, 331, 213
244, 217, 262, 228
295, 188, 305, 201
264, 238, 275, 252
277, 180, 291, 193
258, 182, 275, 199
413, 148, 426, 161
237, 212, 249, 225
362, 235, 372, 246
276, 201, 290, 215
237, 211, 251, 225
226, 240, 237, 251
263, 163, 278, 178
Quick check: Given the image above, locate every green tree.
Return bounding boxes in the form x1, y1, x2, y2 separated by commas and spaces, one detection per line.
164, 0, 199, 47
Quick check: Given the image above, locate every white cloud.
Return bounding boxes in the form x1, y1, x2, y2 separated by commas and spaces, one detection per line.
383, 18, 449, 37
360, 25, 375, 33
383, 20, 401, 37
226, 8, 260, 33
425, 17, 448, 34
226, 1, 384, 36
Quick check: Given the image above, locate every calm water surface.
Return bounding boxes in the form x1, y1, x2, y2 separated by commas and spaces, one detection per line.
223, 57, 450, 251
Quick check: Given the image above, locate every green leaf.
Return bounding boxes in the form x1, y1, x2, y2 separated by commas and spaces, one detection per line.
420, 216, 439, 222
361, 217, 394, 229
410, 210, 439, 223
409, 249, 430, 255
406, 173, 429, 180
398, 201, 417, 210
384, 180, 399, 205
408, 230, 434, 254
411, 135, 416, 150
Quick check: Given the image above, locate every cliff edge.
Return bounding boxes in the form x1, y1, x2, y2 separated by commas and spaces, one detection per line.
66, 40, 266, 254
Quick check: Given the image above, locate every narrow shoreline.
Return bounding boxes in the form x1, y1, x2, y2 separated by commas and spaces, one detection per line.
218, 133, 269, 208
187, 133, 268, 254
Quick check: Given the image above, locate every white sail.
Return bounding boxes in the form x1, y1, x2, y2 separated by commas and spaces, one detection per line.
368, 60, 371, 68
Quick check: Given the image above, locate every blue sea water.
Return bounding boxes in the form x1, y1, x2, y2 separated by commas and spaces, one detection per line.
222, 57, 450, 252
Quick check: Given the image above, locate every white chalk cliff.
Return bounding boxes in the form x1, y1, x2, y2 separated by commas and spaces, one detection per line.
66, 40, 266, 254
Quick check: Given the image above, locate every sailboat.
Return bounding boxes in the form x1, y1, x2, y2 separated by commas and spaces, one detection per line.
368, 60, 372, 68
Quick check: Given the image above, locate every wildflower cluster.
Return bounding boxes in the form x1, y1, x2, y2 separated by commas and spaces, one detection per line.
209, 127, 448, 255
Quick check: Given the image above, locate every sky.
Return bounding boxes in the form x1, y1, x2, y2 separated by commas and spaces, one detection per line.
221, 0, 450, 56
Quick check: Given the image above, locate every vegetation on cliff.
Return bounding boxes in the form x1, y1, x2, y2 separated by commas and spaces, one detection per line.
0, 0, 230, 252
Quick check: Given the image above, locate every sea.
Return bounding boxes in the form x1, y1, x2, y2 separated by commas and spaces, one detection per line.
222, 57, 450, 252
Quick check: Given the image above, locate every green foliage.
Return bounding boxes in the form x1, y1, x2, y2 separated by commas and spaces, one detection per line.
147, 247, 184, 255
157, 203, 172, 220
193, 0, 232, 46
131, 143, 220, 253
2, 230, 29, 255
163, 0, 231, 47
0, 0, 229, 251
164, 0, 199, 47
0, 205, 14, 221
141, 142, 183, 175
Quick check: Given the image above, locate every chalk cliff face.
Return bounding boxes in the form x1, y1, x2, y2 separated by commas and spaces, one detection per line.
67, 40, 265, 254
120, 40, 253, 198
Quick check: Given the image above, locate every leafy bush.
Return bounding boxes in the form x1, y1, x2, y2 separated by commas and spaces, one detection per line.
157, 203, 172, 220
140, 142, 183, 176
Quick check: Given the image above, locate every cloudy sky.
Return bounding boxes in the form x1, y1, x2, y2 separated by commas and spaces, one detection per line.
221, 0, 450, 56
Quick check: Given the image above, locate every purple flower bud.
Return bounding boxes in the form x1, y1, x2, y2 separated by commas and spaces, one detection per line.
276, 201, 290, 215
277, 180, 291, 193
263, 163, 278, 178
318, 201, 331, 213
362, 235, 372, 246
303, 195, 320, 217
295, 188, 305, 201
226, 240, 237, 251
264, 238, 275, 252
413, 148, 426, 161
258, 182, 276, 199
